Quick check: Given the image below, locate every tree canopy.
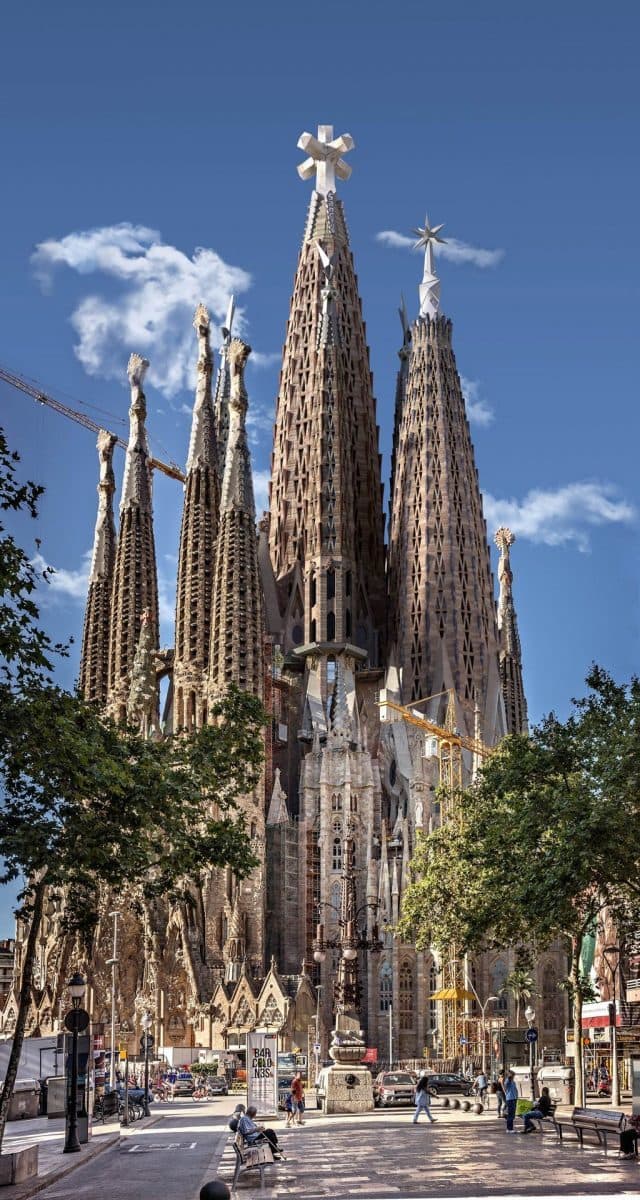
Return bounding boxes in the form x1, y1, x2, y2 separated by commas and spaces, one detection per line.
0, 429, 266, 1148
399, 667, 640, 1103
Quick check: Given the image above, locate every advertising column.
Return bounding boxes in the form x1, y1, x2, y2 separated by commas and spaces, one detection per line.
247, 1032, 278, 1117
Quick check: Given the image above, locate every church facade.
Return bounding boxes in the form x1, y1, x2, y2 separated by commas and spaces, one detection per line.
3, 127, 568, 1063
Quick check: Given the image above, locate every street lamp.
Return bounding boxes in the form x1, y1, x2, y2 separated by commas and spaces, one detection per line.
141, 1011, 152, 1117
106, 910, 120, 1091
314, 985, 323, 1085
602, 944, 621, 1106
524, 1004, 537, 1100
63, 972, 86, 1154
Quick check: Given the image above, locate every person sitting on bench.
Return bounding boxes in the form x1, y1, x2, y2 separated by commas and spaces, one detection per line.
237, 1105, 282, 1158
521, 1087, 553, 1133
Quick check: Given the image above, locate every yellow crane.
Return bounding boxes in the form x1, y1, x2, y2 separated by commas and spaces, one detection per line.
380, 690, 495, 1061
0, 364, 186, 483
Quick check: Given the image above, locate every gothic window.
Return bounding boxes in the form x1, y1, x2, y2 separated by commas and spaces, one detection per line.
490, 959, 508, 1013
310, 619, 317, 642
250, 822, 257, 839
327, 569, 336, 600
332, 838, 342, 872
332, 793, 342, 811
399, 962, 414, 1031
291, 624, 303, 646
310, 574, 317, 606
327, 611, 336, 640
543, 964, 560, 1030
330, 881, 341, 914
379, 962, 392, 1013
345, 609, 352, 638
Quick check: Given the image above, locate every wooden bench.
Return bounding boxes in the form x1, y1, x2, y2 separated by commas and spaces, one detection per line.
232, 1132, 278, 1190
553, 1106, 627, 1154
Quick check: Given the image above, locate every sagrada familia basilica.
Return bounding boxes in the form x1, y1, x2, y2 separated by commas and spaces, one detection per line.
3, 126, 567, 1064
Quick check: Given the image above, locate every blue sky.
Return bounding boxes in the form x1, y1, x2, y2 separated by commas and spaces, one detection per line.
1, 0, 639, 933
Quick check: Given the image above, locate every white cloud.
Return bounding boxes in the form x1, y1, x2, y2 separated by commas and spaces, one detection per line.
32, 223, 255, 399
483, 483, 635, 552
31, 550, 91, 602
252, 469, 271, 516
250, 351, 281, 370
460, 376, 494, 427
376, 229, 504, 268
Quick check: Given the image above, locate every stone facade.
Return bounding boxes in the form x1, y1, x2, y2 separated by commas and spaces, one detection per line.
9, 126, 568, 1062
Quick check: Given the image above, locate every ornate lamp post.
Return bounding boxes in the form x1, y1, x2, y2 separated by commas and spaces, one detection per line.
312, 835, 383, 1021
524, 1004, 537, 1100
63, 972, 87, 1154
141, 1011, 153, 1116
602, 944, 621, 1106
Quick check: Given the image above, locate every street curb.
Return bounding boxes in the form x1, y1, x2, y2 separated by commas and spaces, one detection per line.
4, 1113, 164, 1199
199, 1129, 232, 1194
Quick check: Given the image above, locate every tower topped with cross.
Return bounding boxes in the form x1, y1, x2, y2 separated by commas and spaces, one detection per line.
297, 125, 355, 195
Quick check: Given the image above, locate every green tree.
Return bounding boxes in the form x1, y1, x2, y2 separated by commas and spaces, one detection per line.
399, 668, 640, 1105
501, 968, 535, 1027
0, 430, 265, 1151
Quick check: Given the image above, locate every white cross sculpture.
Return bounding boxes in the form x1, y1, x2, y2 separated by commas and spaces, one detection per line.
297, 125, 355, 196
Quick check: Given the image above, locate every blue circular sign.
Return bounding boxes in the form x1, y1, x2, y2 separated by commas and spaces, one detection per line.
525, 1027, 538, 1044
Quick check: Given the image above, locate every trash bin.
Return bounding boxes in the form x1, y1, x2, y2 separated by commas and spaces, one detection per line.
7, 1080, 40, 1121
512, 1065, 537, 1102
538, 1064, 574, 1105
45, 1076, 67, 1118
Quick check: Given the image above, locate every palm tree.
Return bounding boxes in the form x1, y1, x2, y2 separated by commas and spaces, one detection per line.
502, 969, 535, 1026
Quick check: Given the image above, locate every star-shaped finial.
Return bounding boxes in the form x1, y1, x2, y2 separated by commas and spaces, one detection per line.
412, 215, 446, 252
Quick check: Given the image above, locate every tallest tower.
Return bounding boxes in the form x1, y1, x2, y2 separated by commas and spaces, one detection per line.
269, 126, 386, 669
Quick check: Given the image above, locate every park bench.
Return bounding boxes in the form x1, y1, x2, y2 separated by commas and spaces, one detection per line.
552, 1105, 627, 1154
232, 1132, 279, 1190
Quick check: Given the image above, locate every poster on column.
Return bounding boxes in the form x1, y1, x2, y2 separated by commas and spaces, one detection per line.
247, 1031, 278, 1116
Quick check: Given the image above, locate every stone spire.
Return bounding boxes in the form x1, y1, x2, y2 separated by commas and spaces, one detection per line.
208, 338, 263, 699
79, 430, 117, 705
108, 354, 159, 720
173, 305, 220, 731
387, 217, 503, 739
213, 295, 236, 478
494, 527, 528, 734
269, 125, 386, 667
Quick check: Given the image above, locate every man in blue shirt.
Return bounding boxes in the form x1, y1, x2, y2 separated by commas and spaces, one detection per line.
504, 1071, 518, 1132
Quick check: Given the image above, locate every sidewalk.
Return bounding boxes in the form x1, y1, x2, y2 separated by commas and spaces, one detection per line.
0, 1113, 121, 1199
214, 1105, 640, 1198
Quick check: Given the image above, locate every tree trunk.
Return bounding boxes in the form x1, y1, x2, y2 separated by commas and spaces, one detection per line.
570, 934, 584, 1107
0, 876, 47, 1152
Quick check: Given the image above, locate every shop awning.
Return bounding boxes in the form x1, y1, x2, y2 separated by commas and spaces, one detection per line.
430, 986, 476, 1001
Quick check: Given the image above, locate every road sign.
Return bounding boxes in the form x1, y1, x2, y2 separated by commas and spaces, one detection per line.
140, 1033, 154, 1051
313, 1042, 321, 1053
459, 1036, 468, 1045
64, 1008, 90, 1033
525, 1027, 538, 1044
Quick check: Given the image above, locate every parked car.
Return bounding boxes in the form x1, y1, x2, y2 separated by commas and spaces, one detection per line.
206, 1075, 229, 1096
372, 1071, 416, 1107
424, 1073, 474, 1098
172, 1072, 195, 1097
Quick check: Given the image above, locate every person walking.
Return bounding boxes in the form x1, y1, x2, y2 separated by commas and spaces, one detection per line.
504, 1070, 518, 1133
412, 1073, 436, 1124
291, 1071, 305, 1125
494, 1072, 506, 1117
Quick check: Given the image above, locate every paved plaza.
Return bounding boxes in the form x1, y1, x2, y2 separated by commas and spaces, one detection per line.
1, 1096, 639, 1200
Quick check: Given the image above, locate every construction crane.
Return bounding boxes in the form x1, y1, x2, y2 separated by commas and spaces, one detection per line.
0, 364, 186, 483
380, 690, 496, 1061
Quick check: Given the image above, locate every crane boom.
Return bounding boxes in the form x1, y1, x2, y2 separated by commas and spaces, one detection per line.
380, 697, 492, 758
0, 364, 186, 483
